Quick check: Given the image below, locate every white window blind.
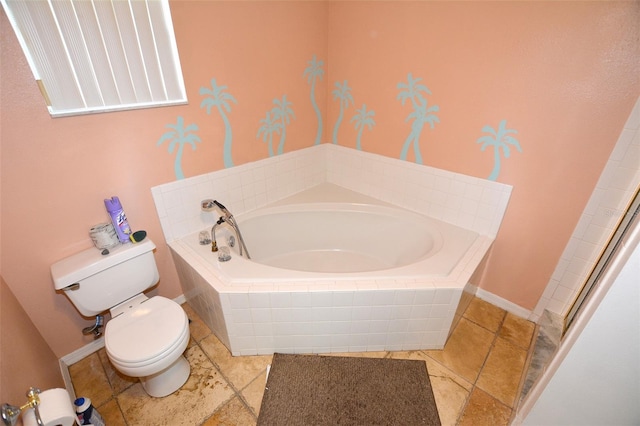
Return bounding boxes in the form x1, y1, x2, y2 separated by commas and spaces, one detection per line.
1, 0, 187, 117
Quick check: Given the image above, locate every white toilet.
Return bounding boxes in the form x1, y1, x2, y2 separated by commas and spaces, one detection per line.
51, 239, 191, 398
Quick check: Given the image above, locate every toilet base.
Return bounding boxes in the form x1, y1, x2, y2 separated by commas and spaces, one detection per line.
140, 355, 190, 397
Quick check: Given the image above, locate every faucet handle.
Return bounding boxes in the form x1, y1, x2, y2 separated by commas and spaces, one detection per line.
201, 199, 216, 211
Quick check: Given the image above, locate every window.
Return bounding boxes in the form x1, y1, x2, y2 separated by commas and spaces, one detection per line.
1, 0, 187, 117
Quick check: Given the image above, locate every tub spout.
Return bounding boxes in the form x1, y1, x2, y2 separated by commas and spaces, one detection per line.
211, 217, 224, 252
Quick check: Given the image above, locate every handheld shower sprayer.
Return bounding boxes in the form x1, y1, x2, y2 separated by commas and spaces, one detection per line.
201, 199, 230, 216
213, 201, 232, 220
201, 199, 234, 221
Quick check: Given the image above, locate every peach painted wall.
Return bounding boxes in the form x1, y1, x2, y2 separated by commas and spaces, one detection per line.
0, 1, 637, 359
1, 278, 63, 406
327, 1, 639, 308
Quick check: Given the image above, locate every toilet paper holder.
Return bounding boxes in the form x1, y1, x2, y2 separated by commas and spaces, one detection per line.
1, 387, 43, 426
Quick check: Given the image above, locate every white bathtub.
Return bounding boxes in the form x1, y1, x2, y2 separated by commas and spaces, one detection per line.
181, 202, 479, 281
168, 184, 494, 355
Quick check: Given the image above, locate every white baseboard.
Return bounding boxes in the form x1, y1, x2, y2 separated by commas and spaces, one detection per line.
475, 287, 533, 320
59, 358, 77, 402
174, 293, 186, 305
60, 336, 105, 366
59, 337, 105, 399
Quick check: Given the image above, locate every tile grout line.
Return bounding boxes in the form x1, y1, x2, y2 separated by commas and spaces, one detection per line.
235, 371, 267, 420
414, 309, 504, 425
100, 348, 135, 426
455, 308, 515, 424
193, 338, 260, 424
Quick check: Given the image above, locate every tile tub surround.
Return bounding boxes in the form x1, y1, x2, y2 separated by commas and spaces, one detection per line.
152, 145, 512, 355
151, 144, 512, 242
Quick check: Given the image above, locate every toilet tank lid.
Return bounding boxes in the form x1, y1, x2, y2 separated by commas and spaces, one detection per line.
51, 239, 156, 290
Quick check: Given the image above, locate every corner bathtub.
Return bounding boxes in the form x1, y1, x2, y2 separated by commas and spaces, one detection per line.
168, 185, 494, 355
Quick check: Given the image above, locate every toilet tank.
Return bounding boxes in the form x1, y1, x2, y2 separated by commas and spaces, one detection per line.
51, 239, 160, 317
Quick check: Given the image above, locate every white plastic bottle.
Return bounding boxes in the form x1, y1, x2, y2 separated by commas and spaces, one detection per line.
74, 397, 105, 426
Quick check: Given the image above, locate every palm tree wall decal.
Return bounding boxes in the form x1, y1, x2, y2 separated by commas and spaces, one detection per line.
303, 55, 325, 145
272, 95, 295, 155
351, 104, 376, 151
397, 73, 440, 164
199, 78, 237, 168
331, 80, 354, 145
156, 116, 201, 180
476, 119, 522, 181
257, 111, 282, 157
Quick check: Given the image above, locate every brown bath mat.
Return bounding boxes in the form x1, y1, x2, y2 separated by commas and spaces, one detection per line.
257, 353, 441, 425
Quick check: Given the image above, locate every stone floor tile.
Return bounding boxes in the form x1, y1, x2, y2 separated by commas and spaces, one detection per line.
388, 349, 472, 390
117, 345, 234, 426
96, 398, 126, 426
201, 396, 257, 426
476, 337, 528, 407
463, 297, 506, 333
200, 334, 272, 391
240, 370, 268, 416
499, 312, 536, 350
97, 348, 137, 395
425, 357, 473, 426
458, 387, 512, 426
68, 351, 113, 407
424, 318, 495, 383
387, 350, 472, 425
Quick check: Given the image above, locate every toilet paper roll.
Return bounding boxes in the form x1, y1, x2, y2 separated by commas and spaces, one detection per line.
22, 388, 76, 426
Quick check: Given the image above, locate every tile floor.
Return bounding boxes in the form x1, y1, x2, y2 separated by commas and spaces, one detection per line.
68, 296, 537, 426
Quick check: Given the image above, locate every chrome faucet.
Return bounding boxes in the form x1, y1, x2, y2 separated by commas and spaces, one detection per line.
210, 217, 225, 252
202, 199, 251, 259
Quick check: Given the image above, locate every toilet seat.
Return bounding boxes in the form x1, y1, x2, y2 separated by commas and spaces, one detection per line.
105, 296, 189, 374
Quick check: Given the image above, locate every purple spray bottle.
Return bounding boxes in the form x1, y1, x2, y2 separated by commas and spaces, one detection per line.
104, 196, 132, 243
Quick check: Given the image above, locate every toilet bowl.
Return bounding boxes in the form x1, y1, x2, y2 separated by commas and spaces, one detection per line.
105, 295, 191, 397
51, 239, 192, 398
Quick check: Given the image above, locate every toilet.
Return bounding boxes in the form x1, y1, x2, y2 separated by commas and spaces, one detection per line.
51, 239, 190, 398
